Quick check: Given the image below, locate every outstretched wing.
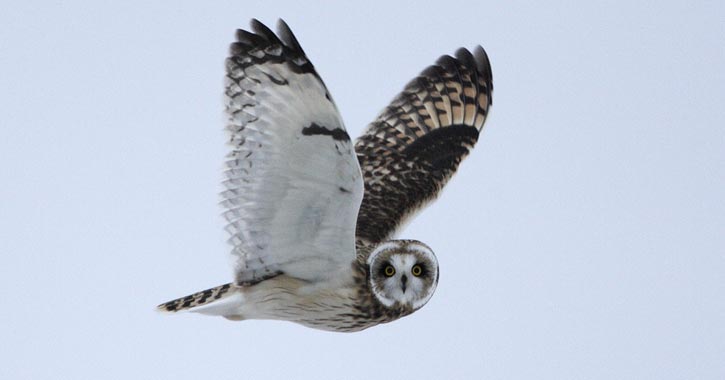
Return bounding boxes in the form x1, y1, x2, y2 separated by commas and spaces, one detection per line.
355, 47, 493, 244
223, 19, 363, 285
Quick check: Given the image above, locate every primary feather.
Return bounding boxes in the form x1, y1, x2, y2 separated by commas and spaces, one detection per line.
354, 47, 493, 243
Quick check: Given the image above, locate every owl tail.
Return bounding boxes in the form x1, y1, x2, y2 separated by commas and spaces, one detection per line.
157, 283, 243, 317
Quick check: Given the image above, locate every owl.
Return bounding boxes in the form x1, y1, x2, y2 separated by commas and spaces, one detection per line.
158, 19, 493, 332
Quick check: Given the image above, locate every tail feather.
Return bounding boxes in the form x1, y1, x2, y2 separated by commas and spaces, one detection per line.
157, 283, 234, 312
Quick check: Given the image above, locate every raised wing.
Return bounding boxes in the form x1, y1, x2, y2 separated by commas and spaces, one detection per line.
223, 20, 363, 284
355, 47, 493, 244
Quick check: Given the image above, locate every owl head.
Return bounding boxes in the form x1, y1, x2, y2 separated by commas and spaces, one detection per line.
367, 240, 439, 310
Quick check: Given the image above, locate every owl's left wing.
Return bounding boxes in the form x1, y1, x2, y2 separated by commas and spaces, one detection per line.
223, 20, 363, 285
355, 47, 493, 244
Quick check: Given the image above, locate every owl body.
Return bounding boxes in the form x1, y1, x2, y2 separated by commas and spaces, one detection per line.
158, 19, 492, 332
160, 242, 426, 332
219, 267, 407, 332
219, 270, 371, 332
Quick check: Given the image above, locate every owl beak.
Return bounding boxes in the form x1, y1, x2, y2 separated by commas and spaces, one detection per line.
401, 274, 408, 293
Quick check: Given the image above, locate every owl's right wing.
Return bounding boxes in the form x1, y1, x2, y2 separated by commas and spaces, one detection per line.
354, 47, 493, 244
223, 20, 363, 285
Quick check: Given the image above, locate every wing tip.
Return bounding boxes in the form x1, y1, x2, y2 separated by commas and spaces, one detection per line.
450, 46, 493, 86
452, 45, 494, 116
454, 47, 476, 69
229, 18, 306, 59
249, 18, 277, 43
276, 19, 305, 55
472, 46, 493, 85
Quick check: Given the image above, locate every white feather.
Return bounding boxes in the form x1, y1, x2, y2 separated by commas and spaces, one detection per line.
223, 58, 363, 284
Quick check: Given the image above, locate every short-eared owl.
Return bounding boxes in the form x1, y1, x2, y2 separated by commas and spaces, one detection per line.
158, 19, 493, 332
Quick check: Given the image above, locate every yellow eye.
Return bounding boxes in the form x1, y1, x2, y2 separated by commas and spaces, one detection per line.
411, 264, 423, 276
384, 265, 396, 277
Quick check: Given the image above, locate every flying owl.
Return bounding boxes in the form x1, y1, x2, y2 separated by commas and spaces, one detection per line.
158, 19, 493, 332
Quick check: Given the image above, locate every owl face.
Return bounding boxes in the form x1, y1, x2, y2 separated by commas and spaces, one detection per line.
367, 240, 439, 310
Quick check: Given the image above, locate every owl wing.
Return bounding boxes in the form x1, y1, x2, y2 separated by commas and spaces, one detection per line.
223, 20, 363, 285
354, 47, 493, 244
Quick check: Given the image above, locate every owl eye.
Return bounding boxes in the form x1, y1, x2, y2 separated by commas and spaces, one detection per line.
384, 265, 396, 277
411, 264, 423, 277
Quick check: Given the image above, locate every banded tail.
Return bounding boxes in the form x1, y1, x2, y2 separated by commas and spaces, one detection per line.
157, 283, 235, 313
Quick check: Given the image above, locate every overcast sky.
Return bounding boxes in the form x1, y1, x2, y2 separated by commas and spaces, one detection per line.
1, 1, 723, 379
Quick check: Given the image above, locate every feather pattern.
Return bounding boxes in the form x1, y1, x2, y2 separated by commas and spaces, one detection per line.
355, 47, 493, 243
223, 19, 364, 285
158, 19, 494, 333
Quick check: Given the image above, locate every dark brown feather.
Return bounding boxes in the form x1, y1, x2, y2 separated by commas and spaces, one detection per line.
355, 47, 493, 243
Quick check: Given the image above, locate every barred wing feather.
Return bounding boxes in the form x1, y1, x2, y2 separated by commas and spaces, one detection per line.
354, 47, 493, 244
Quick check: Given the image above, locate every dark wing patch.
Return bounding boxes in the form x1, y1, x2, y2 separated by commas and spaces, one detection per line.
301, 123, 351, 141
355, 47, 493, 243
229, 19, 318, 79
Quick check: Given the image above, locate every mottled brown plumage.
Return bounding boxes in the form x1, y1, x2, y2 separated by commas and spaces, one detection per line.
355, 47, 493, 243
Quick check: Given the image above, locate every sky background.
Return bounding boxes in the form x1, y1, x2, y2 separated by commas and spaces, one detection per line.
1, 1, 723, 379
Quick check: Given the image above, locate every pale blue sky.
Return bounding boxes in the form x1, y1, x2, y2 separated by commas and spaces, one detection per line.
1, 1, 723, 379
